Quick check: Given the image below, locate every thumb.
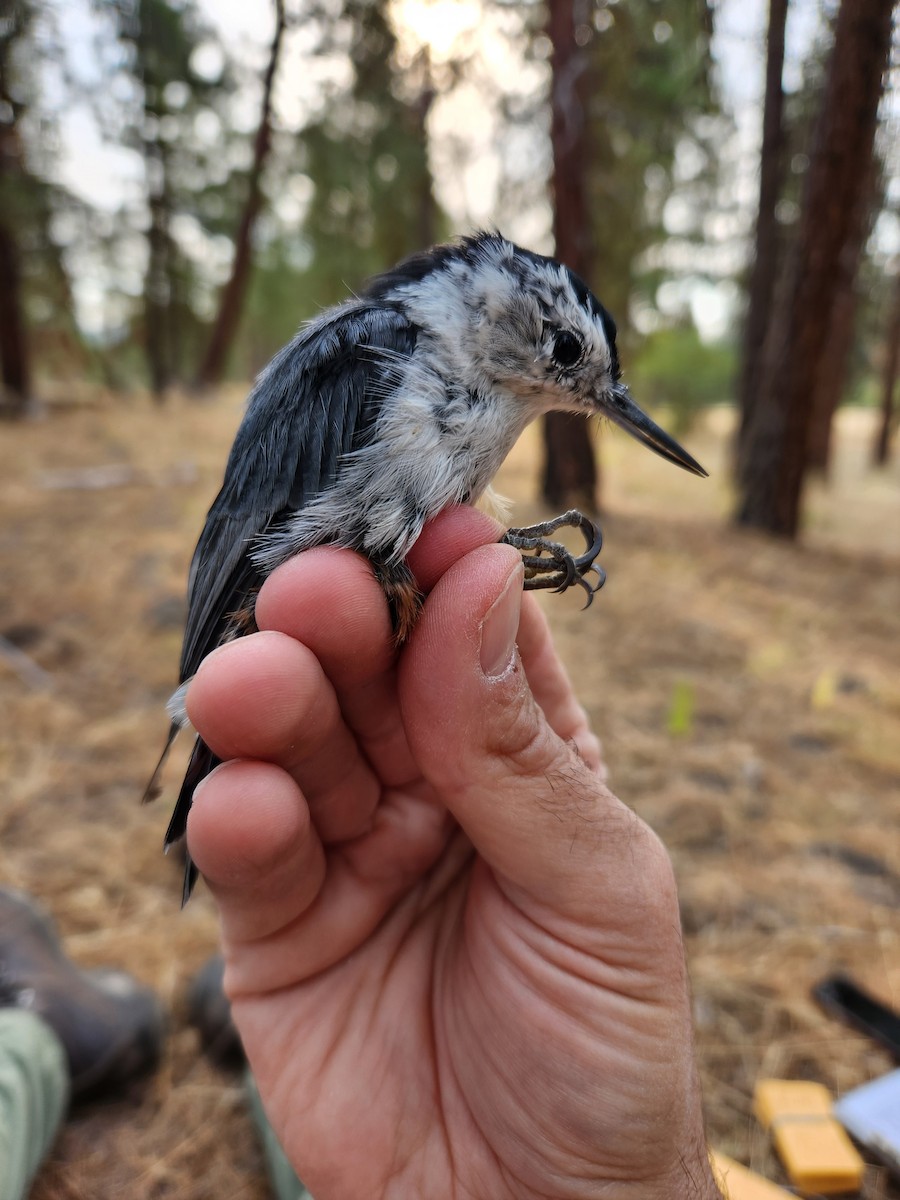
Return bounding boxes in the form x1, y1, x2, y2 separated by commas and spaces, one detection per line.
399, 542, 640, 919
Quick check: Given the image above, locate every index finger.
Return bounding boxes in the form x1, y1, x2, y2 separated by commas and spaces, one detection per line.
254, 548, 413, 785
254, 512, 507, 784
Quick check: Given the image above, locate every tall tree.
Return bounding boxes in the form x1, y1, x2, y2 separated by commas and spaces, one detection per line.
582, 1, 718, 328
195, 0, 287, 389
1, 0, 45, 416
736, 0, 895, 537
0, 0, 86, 415
110, 0, 236, 396
873, 268, 900, 467
542, 0, 598, 511
0, 105, 31, 416
409, 47, 438, 251
294, 0, 442, 307
538, 0, 718, 508
735, 0, 788, 465
806, 147, 881, 472
133, 0, 193, 395
220, 0, 443, 379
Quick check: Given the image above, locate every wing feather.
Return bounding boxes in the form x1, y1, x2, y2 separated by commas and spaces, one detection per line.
155, 302, 418, 897
178, 302, 418, 683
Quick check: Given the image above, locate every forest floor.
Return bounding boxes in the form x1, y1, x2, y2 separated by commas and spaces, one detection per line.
1, 391, 898, 1199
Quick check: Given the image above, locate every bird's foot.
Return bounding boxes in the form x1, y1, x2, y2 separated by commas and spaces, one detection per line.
501, 510, 606, 607
373, 557, 424, 646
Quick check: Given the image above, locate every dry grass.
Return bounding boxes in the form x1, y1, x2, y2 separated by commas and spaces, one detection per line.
1, 392, 898, 1198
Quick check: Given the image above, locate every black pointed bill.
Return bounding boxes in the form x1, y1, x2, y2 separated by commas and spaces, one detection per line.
601, 384, 708, 478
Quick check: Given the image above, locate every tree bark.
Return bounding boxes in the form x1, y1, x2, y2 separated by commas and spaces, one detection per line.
195, 0, 286, 389
806, 157, 879, 473
735, 0, 894, 538
873, 270, 900, 467
144, 145, 174, 401
735, 0, 788, 468
542, 0, 598, 512
805, 266, 856, 472
0, 82, 32, 417
0, 222, 31, 418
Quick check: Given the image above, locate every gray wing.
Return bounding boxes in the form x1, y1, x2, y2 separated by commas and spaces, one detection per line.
179, 301, 419, 684
155, 302, 418, 895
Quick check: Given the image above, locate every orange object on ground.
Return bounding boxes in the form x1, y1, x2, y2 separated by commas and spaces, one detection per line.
753, 1079, 865, 1194
710, 1149, 796, 1199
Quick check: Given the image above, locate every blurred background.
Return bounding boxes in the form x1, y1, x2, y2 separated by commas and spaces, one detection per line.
1, 0, 899, 1196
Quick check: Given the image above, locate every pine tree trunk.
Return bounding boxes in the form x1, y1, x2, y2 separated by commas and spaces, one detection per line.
0, 221, 31, 418
735, 0, 893, 538
542, 0, 598, 512
0, 115, 32, 418
736, 0, 788, 470
145, 155, 173, 401
807, 158, 878, 473
195, 0, 286, 390
873, 271, 900, 467
805, 275, 855, 472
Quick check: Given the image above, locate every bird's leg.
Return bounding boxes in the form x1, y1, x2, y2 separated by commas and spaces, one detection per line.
372, 557, 424, 646
501, 510, 606, 606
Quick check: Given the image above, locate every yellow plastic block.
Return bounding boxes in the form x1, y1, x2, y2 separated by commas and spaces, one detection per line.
710, 1150, 795, 1199
753, 1079, 865, 1195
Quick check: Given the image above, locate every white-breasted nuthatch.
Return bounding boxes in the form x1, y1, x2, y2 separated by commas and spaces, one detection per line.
148, 232, 706, 900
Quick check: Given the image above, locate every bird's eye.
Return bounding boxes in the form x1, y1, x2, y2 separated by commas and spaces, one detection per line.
550, 330, 582, 369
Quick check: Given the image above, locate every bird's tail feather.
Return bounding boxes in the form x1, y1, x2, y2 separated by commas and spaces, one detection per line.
164, 735, 222, 905
143, 723, 180, 804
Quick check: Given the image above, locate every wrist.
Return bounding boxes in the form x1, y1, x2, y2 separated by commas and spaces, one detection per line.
639, 1151, 722, 1200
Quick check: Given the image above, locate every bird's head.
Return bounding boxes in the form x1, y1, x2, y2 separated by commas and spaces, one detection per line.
370, 233, 707, 478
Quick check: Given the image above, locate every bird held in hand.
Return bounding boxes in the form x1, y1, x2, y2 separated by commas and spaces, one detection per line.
147, 232, 706, 901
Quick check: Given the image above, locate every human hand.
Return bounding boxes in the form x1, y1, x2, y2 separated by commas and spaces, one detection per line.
185, 507, 717, 1200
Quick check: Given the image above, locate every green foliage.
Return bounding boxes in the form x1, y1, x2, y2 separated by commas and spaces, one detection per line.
233, 238, 314, 375
630, 323, 735, 434
845, 372, 883, 409
580, 0, 721, 343
4, 0, 732, 396
843, 242, 898, 408
292, 0, 445, 308
4, 0, 731, 394
224, 0, 447, 375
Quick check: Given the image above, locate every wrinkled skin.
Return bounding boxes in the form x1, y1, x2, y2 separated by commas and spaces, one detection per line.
185, 507, 719, 1200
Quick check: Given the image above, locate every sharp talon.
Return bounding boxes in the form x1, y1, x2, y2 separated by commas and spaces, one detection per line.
578, 564, 606, 609
501, 510, 605, 601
